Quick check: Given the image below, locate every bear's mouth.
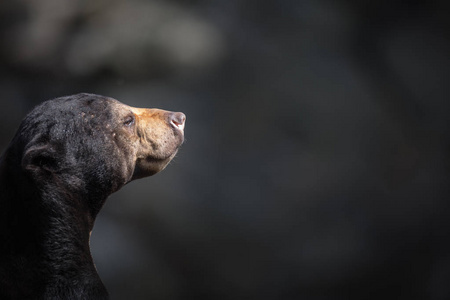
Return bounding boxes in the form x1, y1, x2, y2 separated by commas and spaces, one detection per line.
132, 150, 179, 179
126, 106, 186, 179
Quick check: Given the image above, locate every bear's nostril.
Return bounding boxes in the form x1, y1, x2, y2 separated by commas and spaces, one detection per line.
170, 112, 186, 131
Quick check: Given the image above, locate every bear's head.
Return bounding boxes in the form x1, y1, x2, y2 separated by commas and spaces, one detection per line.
8, 93, 185, 214
0, 93, 185, 298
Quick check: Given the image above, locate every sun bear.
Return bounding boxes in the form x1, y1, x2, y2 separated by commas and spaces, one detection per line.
0, 93, 186, 299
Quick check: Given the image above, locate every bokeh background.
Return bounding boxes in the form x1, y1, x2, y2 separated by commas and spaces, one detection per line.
1, 0, 450, 299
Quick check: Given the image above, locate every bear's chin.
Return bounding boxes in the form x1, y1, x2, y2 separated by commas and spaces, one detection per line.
131, 152, 178, 180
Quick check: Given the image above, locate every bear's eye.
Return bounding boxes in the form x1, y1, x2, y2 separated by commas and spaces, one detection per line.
123, 115, 135, 127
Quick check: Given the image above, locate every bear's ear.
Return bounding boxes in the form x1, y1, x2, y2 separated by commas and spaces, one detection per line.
22, 144, 60, 176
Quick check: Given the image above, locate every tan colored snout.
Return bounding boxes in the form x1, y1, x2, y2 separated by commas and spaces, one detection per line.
128, 106, 186, 179
130, 107, 186, 134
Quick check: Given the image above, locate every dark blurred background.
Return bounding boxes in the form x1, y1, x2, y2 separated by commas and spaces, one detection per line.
1, 0, 450, 299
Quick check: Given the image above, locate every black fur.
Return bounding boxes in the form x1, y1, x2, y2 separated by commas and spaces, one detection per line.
0, 93, 184, 299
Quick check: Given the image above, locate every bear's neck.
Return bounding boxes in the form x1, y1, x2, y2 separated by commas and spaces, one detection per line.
0, 154, 108, 299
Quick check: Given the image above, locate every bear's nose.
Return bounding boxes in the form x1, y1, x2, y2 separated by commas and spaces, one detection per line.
169, 112, 186, 131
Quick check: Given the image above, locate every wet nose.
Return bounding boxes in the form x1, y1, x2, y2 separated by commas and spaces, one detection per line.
169, 112, 186, 131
